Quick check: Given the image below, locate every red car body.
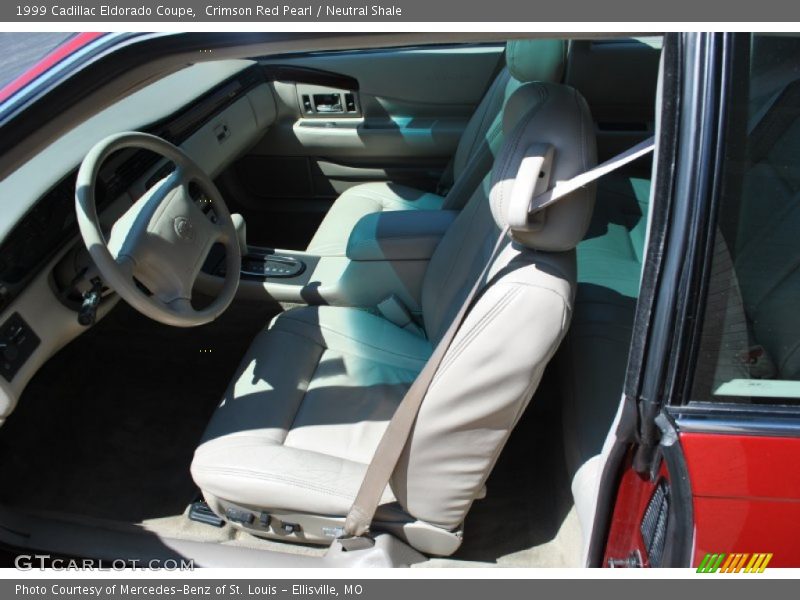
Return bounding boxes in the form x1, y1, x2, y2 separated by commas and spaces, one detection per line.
0, 32, 103, 103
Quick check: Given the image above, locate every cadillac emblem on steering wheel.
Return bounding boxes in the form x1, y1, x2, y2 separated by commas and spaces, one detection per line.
173, 216, 195, 241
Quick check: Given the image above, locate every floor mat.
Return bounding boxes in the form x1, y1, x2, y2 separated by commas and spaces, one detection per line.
0, 298, 279, 522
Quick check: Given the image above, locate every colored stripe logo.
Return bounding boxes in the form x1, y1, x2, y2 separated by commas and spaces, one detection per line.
696, 553, 773, 573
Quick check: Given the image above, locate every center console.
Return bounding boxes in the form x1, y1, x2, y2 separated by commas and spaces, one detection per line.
241, 252, 306, 279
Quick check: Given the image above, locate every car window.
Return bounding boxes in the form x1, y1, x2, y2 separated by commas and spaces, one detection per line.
0, 33, 75, 91
690, 33, 800, 406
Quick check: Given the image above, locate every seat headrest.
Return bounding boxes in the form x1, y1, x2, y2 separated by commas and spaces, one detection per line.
490, 82, 597, 252
505, 39, 567, 83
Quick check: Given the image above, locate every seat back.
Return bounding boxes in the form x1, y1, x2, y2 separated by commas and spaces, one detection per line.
442, 39, 567, 210
390, 81, 597, 530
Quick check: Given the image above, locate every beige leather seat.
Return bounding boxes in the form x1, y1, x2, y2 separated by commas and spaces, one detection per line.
305, 38, 567, 257
191, 81, 596, 556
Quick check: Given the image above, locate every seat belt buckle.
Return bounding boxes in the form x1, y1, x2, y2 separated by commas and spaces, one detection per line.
336, 534, 376, 552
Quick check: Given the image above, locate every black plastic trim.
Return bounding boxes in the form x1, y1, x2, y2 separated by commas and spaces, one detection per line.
658, 417, 695, 568
631, 33, 725, 472
671, 403, 800, 437
261, 64, 359, 91
622, 35, 682, 410
671, 34, 737, 410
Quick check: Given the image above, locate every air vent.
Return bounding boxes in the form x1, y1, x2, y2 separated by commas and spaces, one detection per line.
640, 479, 670, 567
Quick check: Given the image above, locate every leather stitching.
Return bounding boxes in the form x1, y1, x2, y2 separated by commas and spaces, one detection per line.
277, 313, 430, 365
572, 88, 595, 241
499, 280, 571, 305
195, 465, 357, 500
433, 286, 519, 382
465, 294, 571, 516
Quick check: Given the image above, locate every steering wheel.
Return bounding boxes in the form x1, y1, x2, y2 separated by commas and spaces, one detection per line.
75, 132, 241, 327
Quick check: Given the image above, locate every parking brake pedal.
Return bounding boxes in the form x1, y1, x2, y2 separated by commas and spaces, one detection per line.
188, 500, 225, 527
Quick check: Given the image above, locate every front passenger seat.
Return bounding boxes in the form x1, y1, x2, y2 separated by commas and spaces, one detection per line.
191, 81, 596, 556
305, 38, 567, 257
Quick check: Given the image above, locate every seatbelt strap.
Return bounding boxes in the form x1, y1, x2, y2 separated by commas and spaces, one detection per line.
340, 136, 656, 546
528, 137, 655, 215
341, 224, 510, 544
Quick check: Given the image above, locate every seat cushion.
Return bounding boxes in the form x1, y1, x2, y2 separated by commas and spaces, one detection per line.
191, 305, 432, 516
306, 183, 444, 257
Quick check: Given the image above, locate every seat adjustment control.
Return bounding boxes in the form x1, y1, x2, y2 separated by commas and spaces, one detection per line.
0, 313, 40, 382
225, 507, 255, 525
78, 279, 104, 326
188, 500, 225, 527
281, 522, 301, 534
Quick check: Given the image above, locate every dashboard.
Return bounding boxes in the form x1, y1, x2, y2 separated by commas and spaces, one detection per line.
0, 58, 277, 419
0, 64, 265, 317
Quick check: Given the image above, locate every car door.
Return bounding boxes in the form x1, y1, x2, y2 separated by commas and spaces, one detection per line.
594, 32, 800, 569
213, 43, 504, 249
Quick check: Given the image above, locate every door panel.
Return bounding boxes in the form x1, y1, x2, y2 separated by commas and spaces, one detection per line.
681, 432, 800, 568
268, 44, 504, 113
217, 44, 504, 249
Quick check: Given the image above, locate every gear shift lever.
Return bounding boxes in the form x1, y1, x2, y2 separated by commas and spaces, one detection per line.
232, 213, 306, 279
231, 213, 247, 256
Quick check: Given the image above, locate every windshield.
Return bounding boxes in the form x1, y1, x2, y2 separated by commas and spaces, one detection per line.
0, 32, 75, 89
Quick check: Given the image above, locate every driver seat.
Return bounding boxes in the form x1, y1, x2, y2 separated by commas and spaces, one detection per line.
191, 81, 596, 556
